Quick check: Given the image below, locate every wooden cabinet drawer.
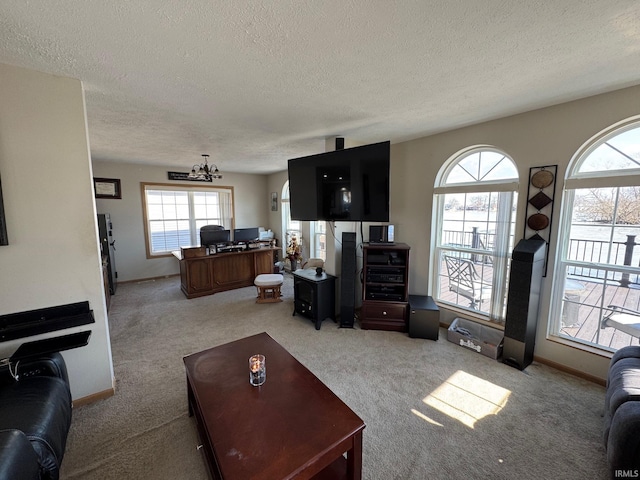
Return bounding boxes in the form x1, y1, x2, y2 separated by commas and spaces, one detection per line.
362, 301, 407, 321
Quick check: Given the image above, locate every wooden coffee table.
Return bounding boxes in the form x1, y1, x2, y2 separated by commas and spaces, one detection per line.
183, 332, 365, 480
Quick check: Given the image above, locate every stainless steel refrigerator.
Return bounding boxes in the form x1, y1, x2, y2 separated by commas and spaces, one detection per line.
97, 213, 117, 294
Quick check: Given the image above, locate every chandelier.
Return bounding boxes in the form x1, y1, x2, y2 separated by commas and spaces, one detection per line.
189, 154, 222, 181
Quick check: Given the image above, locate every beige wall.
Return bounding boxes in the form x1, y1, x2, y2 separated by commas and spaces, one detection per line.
231, 86, 640, 382
4, 62, 635, 398
92, 161, 272, 282
392, 84, 640, 381
0, 63, 114, 400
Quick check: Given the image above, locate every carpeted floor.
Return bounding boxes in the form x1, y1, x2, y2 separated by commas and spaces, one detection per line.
60, 274, 609, 479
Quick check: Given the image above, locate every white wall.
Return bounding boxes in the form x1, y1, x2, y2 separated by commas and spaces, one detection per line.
0, 63, 114, 400
392, 84, 640, 381
92, 161, 272, 282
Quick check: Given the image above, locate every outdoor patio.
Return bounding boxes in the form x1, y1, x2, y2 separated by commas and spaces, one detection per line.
561, 279, 640, 350
438, 260, 640, 352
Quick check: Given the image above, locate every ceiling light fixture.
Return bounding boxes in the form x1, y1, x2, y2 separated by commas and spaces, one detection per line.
189, 154, 222, 181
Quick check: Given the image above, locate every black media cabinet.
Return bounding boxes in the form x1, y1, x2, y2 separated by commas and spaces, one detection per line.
292, 269, 337, 330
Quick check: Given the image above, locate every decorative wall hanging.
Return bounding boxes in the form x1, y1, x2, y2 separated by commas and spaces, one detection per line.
94, 177, 122, 199
523, 165, 557, 276
271, 192, 278, 211
167, 171, 212, 182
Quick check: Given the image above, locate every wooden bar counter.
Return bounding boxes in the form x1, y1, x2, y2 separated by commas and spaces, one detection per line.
173, 246, 278, 299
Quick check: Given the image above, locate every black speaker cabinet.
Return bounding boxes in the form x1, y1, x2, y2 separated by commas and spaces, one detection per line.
340, 231, 357, 327
503, 238, 546, 370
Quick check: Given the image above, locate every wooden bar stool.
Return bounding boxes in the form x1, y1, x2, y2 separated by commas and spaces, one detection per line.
254, 274, 284, 303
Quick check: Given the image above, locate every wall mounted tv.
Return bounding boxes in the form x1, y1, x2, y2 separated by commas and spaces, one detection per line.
287, 140, 390, 222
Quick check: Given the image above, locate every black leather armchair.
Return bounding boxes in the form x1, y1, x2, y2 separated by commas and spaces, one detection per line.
0, 352, 72, 480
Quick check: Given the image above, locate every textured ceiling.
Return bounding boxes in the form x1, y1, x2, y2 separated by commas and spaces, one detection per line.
1, 1, 640, 174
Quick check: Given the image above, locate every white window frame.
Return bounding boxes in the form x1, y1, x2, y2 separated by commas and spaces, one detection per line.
310, 221, 327, 261
141, 182, 234, 258
431, 146, 519, 324
281, 181, 301, 257
549, 117, 640, 353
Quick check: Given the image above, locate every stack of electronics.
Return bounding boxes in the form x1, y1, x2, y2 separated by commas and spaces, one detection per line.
365, 266, 405, 301
365, 285, 405, 301
366, 251, 405, 266
366, 268, 404, 283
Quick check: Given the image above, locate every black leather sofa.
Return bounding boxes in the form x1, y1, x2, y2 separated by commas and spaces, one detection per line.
0, 352, 72, 480
604, 345, 640, 478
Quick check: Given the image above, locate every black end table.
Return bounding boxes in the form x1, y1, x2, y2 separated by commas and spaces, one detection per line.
293, 269, 337, 330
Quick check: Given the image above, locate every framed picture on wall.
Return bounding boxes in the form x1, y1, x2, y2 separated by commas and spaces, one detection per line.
271, 192, 278, 211
94, 177, 122, 199
0, 175, 7, 246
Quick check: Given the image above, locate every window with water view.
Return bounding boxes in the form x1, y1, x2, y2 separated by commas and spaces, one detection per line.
433, 148, 519, 324
551, 121, 640, 352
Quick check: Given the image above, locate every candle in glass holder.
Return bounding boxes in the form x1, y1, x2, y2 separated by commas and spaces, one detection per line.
249, 354, 266, 386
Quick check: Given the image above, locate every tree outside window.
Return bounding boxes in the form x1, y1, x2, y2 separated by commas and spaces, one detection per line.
551, 120, 640, 353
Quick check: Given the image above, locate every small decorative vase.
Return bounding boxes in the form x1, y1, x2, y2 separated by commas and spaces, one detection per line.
291, 260, 298, 271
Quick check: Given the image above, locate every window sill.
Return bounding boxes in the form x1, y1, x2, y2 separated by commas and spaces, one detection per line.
545, 332, 614, 360
436, 302, 505, 330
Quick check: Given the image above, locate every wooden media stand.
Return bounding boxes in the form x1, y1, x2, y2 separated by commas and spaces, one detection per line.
360, 243, 410, 331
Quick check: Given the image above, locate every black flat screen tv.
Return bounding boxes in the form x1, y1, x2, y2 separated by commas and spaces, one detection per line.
287, 141, 390, 222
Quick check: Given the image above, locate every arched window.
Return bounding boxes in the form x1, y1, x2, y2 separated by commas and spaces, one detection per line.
550, 119, 640, 352
432, 147, 519, 323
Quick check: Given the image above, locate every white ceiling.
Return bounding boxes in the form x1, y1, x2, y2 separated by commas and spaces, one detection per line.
2, 1, 640, 174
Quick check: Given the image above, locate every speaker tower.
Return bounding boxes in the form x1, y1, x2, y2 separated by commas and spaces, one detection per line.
503, 238, 546, 370
340, 231, 357, 327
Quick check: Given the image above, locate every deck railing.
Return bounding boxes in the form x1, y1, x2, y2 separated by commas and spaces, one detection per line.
567, 235, 639, 287
442, 229, 640, 349
442, 228, 495, 264
443, 229, 640, 287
